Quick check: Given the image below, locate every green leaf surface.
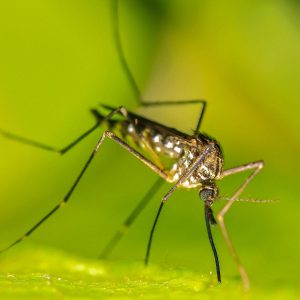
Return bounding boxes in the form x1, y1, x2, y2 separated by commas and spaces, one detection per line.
0, 245, 297, 300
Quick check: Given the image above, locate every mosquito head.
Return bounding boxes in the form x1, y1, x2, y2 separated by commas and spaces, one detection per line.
199, 184, 219, 206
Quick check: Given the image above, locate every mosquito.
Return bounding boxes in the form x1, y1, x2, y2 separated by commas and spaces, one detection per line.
0, 0, 264, 291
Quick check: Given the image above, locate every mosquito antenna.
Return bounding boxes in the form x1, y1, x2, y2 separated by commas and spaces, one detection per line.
111, 0, 142, 103
218, 196, 278, 204
204, 205, 221, 283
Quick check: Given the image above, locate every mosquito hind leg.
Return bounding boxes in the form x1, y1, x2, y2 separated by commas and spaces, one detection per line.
0, 109, 106, 154
0, 107, 123, 253
0, 111, 167, 254
217, 160, 264, 291
111, 0, 141, 101
99, 177, 164, 259
140, 99, 206, 134
111, 0, 206, 133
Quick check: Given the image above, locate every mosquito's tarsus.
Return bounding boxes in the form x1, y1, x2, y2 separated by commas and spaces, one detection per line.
0, 0, 264, 291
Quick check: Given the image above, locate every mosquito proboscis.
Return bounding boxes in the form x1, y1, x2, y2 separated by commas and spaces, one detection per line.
0, 0, 264, 291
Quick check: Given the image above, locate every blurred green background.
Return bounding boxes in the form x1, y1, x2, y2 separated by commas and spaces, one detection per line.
0, 0, 299, 296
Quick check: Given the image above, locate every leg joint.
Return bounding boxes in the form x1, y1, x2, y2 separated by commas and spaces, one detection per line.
257, 160, 264, 169
217, 213, 224, 223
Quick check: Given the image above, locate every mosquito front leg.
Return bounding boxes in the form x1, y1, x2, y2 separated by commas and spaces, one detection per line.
163, 143, 215, 202
144, 143, 215, 265
217, 160, 264, 291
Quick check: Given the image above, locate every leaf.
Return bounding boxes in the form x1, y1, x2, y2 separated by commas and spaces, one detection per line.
0, 245, 296, 300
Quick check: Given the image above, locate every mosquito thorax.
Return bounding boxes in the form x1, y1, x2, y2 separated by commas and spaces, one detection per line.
168, 137, 224, 188
119, 112, 224, 188
195, 136, 224, 179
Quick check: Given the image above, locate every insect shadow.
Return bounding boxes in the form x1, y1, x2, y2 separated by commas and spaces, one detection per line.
0, 0, 264, 291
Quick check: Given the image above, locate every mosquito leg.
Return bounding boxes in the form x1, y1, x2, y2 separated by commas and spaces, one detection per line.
111, 0, 141, 102
0, 128, 63, 152
140, 100, 206, 134
101, 109, 211, 263
0, 123, 99, 154
144, 143, 215, 266
0, 104, 133, 154
99, 177, 164, 259
111, 0, 206, 132
0, 108, 108, 154
217, 160, 264, 291
0, 124, 167, 254
102, 131, 169, 181
163, 143, 215, 202
220, 161, 264, 179
111, 0, 207, 123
